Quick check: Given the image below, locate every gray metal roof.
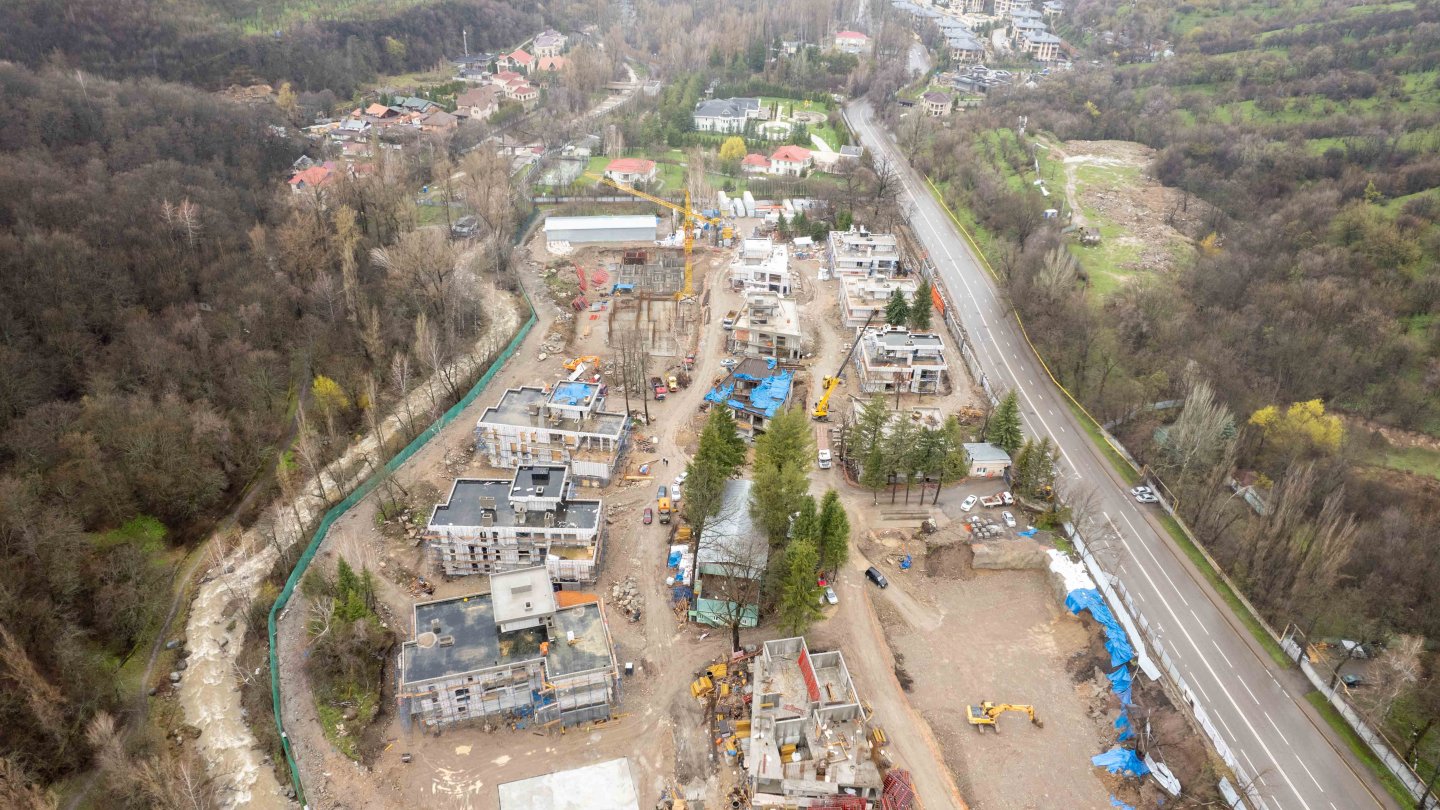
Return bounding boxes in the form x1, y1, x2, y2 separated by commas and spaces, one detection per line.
544, 215, 659, 232
964, 442, 1013, 464
696, 479, 768, 578
694, 97, 761, 119
429, 474, 600, 531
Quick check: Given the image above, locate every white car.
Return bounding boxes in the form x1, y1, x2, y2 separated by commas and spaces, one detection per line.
824, 586, 838, 605
674, 471, 688, 487
720, 358, 738, 369
961, 495, 978, 511
1002, 511, 1017, 528
1130, 485, 1153, 497
670, 484, 682, 503
1135, 492, 1159, 504
1000, 491, 1014, 505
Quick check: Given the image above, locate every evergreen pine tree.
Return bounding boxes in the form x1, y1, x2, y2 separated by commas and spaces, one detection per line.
987, 391, 1024, 455
884, 287, 910, 326
817, 490, 850, 573
910, 278, 933, 332
777, 538, 823, 635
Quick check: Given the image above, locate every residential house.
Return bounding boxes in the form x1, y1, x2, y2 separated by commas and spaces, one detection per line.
455, 85, 500, 120
536, 55, 569, 73
959, 0, 988, 13
693, 97, 763, 133
742, 637, 885, 803
1011, 5, 1046, 24
497, 48, 536, 74
392, 96, 441, 114
511, 82, 540, 109
922, 91, 953, 117
838, 275, 918, 327
1043, 0, 1065, 18
948, 32, 986, 63
826, 227, 902, 278
420, 110, 459, 133
1025, 30, 1063, 61
728, 291, 805, 361
690, 479, 768, 628
398, 567, 620, 730
834, 30, 872, 54
992, 0, 1014, 17
288, 161, 337, 194
964, 442, 1012, 477
741, 153, 771, 174
335, 118, 371, 139
603, 158, 658, 185
853, 325, 948, 394
768, 145, 813, 177
490, 70, 525, 88
425, 465, 605, 584
703, 358, 795, 436
474, 381, 630, 485
533, 29, 568, 58
1011, 18, 1048, 45
730, 238, 793, 295
363, 102, 399, 120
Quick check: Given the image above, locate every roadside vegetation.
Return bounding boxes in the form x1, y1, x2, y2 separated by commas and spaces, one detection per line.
301, 558, 393, 759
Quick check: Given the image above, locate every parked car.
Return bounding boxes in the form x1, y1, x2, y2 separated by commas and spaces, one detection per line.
1135, 492, 1159, 504
1130, 485, 1153, 497
674, 471, 688, 487
643, 507, 654, 525
865, 567, 889, 588
1002, 511, 1017, 528
961, 495, 978, 511
658, 484, 668, 500
1341, 673, 1365, 688
670, 484, 682, 503
720, 358, 738, 369
824, 586, 839, 605
1001, 491, 1014, 505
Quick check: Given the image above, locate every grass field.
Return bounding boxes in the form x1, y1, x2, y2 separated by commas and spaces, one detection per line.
1363, 444, 1440, 480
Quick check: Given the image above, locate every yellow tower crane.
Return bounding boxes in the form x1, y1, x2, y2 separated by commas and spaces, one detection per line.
583, 172, 732, 300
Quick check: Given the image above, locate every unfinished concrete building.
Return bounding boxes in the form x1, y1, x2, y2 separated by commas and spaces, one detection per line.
852, 325, 948, 394
838, 275, 918, 328
731, 238, 794, 296
742, 637, 884, 806
426, 465, 605, 584
610, 249, 686, 295
398, 567, 620, 731
728, 291, 805, 361
825, 228, 901, 279
475, 381, 629, 485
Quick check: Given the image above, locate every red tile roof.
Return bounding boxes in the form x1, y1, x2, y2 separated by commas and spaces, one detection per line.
509, 48, 534, 64
836, 30, 869, 39
742, 153, 771, 167
494, 70, 523, 83
606, 158, 656, 175
770, 145, 812, 163
537, 56, 569, 71
288, 162, 337, 187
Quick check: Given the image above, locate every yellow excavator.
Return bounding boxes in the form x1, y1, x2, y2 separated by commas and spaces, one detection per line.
812, 311, 878, 421
966, 700, 1043, 733
564, 355, 600, 371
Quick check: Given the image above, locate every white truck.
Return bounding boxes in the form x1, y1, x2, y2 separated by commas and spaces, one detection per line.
816, 426, 833, 469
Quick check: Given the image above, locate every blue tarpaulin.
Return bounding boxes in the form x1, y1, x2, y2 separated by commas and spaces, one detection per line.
1092, 747, 1150, 777
1019, 527, 1038, 537
1115, 712, 1134, 742
1108, 667, 1134, 705
1110, 797, 1136, 810
668, 550, 682, 568
1065, 588, 1135, 667
704, 367, 794, 418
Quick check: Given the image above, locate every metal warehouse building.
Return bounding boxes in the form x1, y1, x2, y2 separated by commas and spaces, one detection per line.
544, 214, 659, 244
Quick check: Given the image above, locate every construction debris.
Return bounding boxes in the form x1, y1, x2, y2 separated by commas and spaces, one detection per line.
609, 574, 644, 623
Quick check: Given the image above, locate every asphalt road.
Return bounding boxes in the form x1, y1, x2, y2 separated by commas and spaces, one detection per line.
845, 101, 1387, 810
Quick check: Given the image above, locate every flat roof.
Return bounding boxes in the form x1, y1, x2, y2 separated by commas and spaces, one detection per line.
511, 464, 568, 500
429, 476, 600, 531
497, 758, 639, 810
876, 328, 943, 349
544, 215, 659, 231
492, 566, 558, 625
551, 381, 599, 408
964, 442, 1013, 464
402, 594, 612, 684
479, 386, 626, 437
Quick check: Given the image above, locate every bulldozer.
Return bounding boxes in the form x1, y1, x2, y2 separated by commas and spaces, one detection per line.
966, 701, 1043, 733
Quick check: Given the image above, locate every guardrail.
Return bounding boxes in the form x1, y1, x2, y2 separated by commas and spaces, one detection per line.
267, 296, 537, 808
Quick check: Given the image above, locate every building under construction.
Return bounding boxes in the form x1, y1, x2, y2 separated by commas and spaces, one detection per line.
610, 249, 687, 295
398, 567, 620, 731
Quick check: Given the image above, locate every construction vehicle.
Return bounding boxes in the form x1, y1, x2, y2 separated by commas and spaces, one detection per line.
966, 701, 1043, 733
650, 376, 668, 400
658, 497, 672, 524
584, 172, 733, 300
812, 310, 878, 421
564, 355, 600, 371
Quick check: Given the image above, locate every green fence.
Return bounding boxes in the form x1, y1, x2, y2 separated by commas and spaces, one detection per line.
267, 298, 536, 808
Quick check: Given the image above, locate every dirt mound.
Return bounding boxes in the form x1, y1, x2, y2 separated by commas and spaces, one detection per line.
925, 541, 974, 579
971, 539, 1049, 570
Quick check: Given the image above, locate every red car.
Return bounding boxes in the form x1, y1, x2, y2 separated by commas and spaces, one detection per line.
643, 507, 654, 525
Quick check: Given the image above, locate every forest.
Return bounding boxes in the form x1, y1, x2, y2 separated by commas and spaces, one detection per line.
882, 0, 1440, 776
0, 60, 512, 798
0, 0, 540, 96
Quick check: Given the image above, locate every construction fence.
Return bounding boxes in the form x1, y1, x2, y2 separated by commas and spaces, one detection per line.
267, 294, 538, 809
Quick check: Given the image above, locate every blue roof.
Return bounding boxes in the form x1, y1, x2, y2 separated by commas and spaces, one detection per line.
704, 360, 792, 419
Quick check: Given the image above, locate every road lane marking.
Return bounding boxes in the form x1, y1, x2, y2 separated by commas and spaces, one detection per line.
1212, 640, 1236, 668
1240, 678, 1261, 704
1117, 511, 1189, 606
1192, 673, 1211, 703
1190, 609, 1211, 636
1295, 753, 1326, 792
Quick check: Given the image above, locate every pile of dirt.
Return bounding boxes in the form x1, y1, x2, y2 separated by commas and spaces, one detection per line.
971, 538, 1049, 570
925, 541, 974, 579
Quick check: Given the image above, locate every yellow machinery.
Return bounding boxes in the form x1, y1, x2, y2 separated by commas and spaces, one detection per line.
966, 701, 1043, 733
583, 172, 732, 300
812, 310, 878, 421
564, 355, 600, 371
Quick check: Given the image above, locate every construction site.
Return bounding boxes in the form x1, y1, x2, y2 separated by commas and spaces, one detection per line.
263, 178, 1233, 810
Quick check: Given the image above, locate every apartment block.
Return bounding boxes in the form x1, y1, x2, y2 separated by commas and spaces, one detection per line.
853, 325, 948, 394
838, 274, 918, 328
475, 381, 629, 486
729, 292, 805, 361
398, 567, 620, 731
730, 238, 793, 296
825, 227, 901, 279
426, 465, 604, 584
741, 637, 884, 805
